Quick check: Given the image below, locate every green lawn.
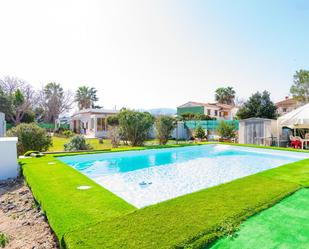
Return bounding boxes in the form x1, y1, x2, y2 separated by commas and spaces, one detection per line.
20, 144, 309, 249
49, 136, 180, 152
210, 188, 309, 249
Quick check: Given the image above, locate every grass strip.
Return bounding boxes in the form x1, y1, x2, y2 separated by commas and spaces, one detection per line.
210, 188, 309, 249
21, 155, 136, 239
63, 174, 300, 249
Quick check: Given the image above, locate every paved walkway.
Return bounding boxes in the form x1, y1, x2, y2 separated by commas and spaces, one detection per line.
211, 188, 309, 249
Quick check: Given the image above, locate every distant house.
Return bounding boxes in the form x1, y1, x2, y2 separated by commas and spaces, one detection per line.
276, 97, 301, 116
70, 108, 118, 138
177, 101, 238, 120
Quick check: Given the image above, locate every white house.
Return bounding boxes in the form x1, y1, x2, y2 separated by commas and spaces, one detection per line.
70, 108, 118, 138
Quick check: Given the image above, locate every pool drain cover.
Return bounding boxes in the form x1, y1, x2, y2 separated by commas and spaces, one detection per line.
77, 185, 92, 190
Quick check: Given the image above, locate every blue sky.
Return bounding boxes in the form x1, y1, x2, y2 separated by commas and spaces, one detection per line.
0, 0, 308, 110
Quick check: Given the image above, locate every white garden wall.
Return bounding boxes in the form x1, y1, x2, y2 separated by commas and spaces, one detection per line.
0, 112, 5, 137
0, 137, 19, 180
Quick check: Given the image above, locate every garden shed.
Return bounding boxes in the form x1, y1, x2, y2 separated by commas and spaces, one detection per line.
238, 118, 277, 146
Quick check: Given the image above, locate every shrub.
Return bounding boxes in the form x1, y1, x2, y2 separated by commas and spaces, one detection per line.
155, 116, 176, 145
108, 126, 121, 148
7, 123, 52, 155
107, 115, 119, 126
194, 125, 205, 139
0, 233, 9, 248
118, 109, 154, 146
217, 121, 236, 140
63, 130, 73, 138
64, 135, 92, 151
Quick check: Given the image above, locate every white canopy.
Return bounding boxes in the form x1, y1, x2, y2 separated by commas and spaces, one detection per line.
277, 103, 309, 129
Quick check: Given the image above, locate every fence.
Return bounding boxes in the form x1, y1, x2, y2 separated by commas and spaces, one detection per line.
184, 120, 239, 131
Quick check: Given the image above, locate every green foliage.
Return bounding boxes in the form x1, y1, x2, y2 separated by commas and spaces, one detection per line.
180, 112, 215, 121
0, 233, 9, 248
107, 115, 119, 126
215, 86, 236, 105
7, 123, 52, 155
21, 110, 35, 123
13, 89, 25, 106
237, 91, 277, 119
64, 135, 93, 151
217, 121, 236, 139
75, 86, 99, 110
290, 69, 309, 102
155, 116, 176, 145
118, 109, 155, 146
194, 125, 206, 139
63, 130, 73, 138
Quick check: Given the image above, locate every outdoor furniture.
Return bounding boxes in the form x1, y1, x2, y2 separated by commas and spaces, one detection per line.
289, 135, 301, 149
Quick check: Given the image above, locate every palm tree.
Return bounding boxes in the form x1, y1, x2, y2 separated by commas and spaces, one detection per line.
75, 86, 99, 110
215, 87, 236, 105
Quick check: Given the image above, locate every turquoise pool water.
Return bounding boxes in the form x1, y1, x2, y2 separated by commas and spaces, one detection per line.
59, 144, 308, 208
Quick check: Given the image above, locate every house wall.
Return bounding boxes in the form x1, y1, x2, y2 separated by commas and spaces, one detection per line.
177, 106, 204, 115
0, 137, 19, 180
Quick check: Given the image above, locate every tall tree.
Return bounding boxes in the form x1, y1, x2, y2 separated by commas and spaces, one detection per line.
290, 69, 309, 103
75, 86, 99, 110
237, 91, 277, 119
39, 82, 73, 123
215, 87, 236, 105
0, 76, 36, 125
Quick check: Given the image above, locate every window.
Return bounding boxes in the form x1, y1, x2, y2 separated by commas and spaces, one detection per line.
207, 109, 211, 115
214, 110, 218, 116
282, 108, 287, 113
97, 118, 106, 131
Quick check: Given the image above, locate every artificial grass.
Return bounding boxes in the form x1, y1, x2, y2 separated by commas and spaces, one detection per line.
63, 174, 300, 249
21, 144, 309, 249
21, 155, 136, 239
210, 188, 309, 249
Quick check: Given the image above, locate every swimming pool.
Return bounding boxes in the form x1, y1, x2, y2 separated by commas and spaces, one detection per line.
59, 144, 308, 208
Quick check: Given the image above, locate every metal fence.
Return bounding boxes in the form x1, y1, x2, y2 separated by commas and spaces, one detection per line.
184, 120, 239, 130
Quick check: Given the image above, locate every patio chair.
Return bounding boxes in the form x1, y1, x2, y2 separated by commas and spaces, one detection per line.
289, 135, 301, 149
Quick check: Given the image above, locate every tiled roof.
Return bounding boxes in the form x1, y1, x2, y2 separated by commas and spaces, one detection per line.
178, 101, 234, 110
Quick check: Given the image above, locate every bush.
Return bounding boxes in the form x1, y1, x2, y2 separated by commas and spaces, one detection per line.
155, 116, 175, 145
7, 123, 52, 155
63, 130, 73, 138
118, 109, 154, 146
194, 125, 205, 139
64, 135, 92, 151
107, 115, 119, 126
217, 121, 236, 140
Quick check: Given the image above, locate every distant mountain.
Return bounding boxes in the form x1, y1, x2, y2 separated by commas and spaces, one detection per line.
146, 108, 176, 116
